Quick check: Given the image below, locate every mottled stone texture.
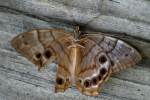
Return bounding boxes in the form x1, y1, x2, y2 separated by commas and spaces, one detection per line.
0, 0, 150, 100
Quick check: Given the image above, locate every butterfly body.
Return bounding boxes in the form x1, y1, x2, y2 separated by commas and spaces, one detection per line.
11, 29, 141, 96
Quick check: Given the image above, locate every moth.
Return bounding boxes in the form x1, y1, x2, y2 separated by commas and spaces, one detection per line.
11, 27, 141, 96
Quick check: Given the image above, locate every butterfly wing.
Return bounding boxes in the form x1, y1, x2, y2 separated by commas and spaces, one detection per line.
11, 29, 69, 70
83, 34, 142, 73
11, 29, 74, 92
75, 34, 141, 96
75, 37, 112, 96
53, 33, 74, 92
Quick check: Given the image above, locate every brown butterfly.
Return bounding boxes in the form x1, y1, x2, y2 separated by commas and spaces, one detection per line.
11, 27, 141, 96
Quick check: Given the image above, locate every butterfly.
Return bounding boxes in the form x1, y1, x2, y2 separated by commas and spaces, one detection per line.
11, 27, 141, 96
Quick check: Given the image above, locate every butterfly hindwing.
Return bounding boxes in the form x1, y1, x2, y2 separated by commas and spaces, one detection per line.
53, 33, 74, 92
75, 37, 112, 96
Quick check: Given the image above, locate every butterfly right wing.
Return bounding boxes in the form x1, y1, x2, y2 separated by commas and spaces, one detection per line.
74, 34, 141, 96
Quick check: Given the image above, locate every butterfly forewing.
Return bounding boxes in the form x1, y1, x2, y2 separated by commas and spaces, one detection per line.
82, 34, 142, 73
